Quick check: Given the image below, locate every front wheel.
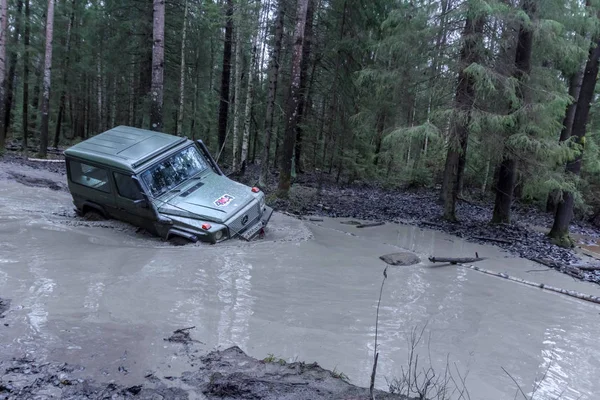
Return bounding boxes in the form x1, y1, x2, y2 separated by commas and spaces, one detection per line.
169, 236, 191, 246
83, 210, 105, 221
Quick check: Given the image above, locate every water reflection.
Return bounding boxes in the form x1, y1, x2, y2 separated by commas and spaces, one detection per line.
217, 253, 255, 350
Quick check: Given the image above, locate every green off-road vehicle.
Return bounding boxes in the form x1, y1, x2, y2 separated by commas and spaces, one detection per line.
64, 126, 273, 244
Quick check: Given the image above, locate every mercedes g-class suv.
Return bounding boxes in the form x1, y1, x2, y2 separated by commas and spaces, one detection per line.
64, 126, 273, 244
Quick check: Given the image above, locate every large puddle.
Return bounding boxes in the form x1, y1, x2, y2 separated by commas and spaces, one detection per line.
1, 165, 600, 399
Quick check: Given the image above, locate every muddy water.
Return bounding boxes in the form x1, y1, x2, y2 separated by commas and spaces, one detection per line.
1, 166, 600, 399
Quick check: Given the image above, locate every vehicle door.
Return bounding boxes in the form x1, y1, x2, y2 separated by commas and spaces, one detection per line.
67, 159, 118, 216
113, 172, 159, 234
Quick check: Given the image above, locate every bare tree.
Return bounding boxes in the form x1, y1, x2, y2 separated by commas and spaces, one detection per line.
22, 0, 30, 150
150, 0, 165, 131
277, 0, 310, 197
176, 0, 188, 136
2, 0, 23, 144
258, 0, 284, 187
217, 0, 234, 151
53, 0, 75, 148
38, 0, 56, 157
0, 0, 8, 151
232, 4, 245, 170
240, 3, 262, 173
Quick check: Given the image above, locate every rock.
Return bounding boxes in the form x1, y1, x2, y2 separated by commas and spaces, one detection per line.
379, 252, 421, 266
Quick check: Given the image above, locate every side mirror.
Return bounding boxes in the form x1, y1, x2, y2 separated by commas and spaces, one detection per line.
134, 198, 149, 209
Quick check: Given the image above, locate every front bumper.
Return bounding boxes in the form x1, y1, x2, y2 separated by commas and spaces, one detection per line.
239, 206, 274, 241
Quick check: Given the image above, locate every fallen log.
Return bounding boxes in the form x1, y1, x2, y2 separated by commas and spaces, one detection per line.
470, 236, 514, 244
576, 265, 600, 271
356, 222, 384, 229
463, 264, 600, 305
27, 158, 65, 163
428, 257, 486, 265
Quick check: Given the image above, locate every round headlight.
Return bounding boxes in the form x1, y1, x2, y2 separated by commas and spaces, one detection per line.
215, 230, 223, 241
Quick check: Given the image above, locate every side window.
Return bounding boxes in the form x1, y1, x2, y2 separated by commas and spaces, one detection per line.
68, 160, 111, 193
114, 173, 143, 200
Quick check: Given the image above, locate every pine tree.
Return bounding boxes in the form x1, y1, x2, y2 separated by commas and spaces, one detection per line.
0, 0, 8, 152
549, 18, 600, 246
442, 2, 486, 221
491, 0, 537, 224
259, 0, 284, 187
39, 0, 56, 158
150, 0, 165, 131
277, 0, 310, 197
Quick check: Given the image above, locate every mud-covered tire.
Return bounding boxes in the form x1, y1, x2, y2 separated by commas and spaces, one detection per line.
169, 236, 191, 246
83, 210, 105, 221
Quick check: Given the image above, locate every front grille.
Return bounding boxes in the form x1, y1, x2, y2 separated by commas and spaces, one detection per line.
228, 202, 261, 237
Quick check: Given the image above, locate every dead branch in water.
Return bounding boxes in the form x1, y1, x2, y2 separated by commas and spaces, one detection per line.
370, 266, 388, 400
464, 264, 600, 305
428, 257, 486, 265
357, 222, 385, 229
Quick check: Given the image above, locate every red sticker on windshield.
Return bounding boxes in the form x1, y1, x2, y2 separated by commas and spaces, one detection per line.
214, 194, 234, 207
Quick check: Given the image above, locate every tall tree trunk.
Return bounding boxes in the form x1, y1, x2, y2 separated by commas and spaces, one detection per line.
176, 0, 188, 136
96, 55, 103, 134
150, 0, 165, 131
22, 0, 30, 150
217, 0, 234, 151
231, 12, 244, 170
277, 0, 310, 196
546, 68, 585, 212
240, 10, 261, 173
491, 0, 536, 224
128, 52, 135, 126
0, 0, 8, 151
2, 0, 23, 145
53, 0, 75, 148
293, 0, 314, 174
38, 0, 55, 158
441, 12, 485, 221
549, 35, 600, 245
258, 0, 284, 187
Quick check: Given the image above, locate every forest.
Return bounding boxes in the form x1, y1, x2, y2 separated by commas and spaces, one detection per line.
1, 0, 600, 247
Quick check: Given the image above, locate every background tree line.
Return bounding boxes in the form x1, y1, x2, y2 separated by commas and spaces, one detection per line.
1, 0, 600, 245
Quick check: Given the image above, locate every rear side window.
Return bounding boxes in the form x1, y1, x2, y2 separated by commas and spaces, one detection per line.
114, 173, 143, 200
68, 160, 111, 193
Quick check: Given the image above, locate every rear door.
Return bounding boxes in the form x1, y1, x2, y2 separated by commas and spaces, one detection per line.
112, 172, 159, 234
67, 159, 117, 216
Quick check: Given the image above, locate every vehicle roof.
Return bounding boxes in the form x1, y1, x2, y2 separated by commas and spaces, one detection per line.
64, 126, 189, 173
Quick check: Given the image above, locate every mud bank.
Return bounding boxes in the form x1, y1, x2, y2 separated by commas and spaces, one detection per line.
1, 346, 405, 400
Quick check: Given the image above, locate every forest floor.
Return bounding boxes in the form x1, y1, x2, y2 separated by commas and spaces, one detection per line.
3, 151, 600, 284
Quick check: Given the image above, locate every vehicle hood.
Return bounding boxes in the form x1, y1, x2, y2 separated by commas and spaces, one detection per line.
155, 173, 256, 223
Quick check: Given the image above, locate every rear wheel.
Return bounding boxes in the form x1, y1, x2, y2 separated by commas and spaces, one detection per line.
169, 236, 191, 246
83, 210, 105, 221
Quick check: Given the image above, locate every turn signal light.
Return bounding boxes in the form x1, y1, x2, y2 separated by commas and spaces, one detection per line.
201, 223, 211, 230
251, 187, 260, 193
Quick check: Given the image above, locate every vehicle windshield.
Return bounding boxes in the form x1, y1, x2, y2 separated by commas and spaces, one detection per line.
141, 146, 208, 197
